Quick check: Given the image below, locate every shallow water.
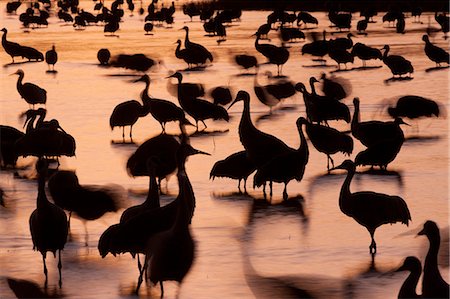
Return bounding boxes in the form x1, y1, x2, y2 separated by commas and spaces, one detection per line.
0, 2, 449, 298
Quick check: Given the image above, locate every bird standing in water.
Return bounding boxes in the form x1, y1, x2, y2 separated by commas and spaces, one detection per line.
45, 44, 58, 72
11, 69, 47, 108
331, 160, 411, 254
29, 158, 68, 288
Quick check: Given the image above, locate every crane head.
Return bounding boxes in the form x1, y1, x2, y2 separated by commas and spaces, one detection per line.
228, 90, 249, 110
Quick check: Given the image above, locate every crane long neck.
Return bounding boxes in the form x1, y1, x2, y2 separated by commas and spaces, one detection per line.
142, 79, 151, 103
298, 123, 308, 157
26, 114, 37, 133
2, 31, 6, 44
16, 72, 24, 90
309, 79, 317, 95
174, 168, 195, 230
145, 172, 160, 209
398, 268, 421, 298
184, 29, 190, 46
383, 47, 389, 59
351, 100, 360, 132
240, 98, 256, 134
424, 232, 441, 276
339, 168, 354, 213
175, 42, 182, 58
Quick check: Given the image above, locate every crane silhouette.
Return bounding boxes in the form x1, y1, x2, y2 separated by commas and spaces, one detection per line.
254, 32, 289, 77
382, 45, 414, 78
417, 220, 449, 299
11, 69, 47, 108
48, 170, 122, 245
210, 150, 256, 194
351, 42, 382, 67
1, 27, 23, 63
228, 90, 291, 167
395, 256, 422, 299
134, 74, 191, 133
331, 160, 411, 254
352, 97, 407, 148
253, 117, 309, 200
29, 158, 68, 288
303, 118, 353, 171
142, 136, 197, 297
45, 45, 58, 72
168, 72, 229, 131
109, 97, 149, 143
422, 35, 449, 67
387, 95, 440, 121
181, 26, 213, 65
234, 54, 258, 73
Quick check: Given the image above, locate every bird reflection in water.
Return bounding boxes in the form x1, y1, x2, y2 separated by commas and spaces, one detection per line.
7, 277, 64, 298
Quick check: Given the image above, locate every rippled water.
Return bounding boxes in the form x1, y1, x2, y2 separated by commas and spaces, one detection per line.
0, 2, 449, 298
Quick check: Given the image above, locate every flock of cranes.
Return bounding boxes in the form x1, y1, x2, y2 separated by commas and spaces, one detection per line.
0, 1, 449, 298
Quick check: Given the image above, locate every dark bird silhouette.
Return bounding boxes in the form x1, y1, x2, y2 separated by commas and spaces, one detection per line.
6, 1, 22, 14
143, 140, 197, 297
228, 90, 291, 167
254, 117, 309, 200
110, 53, 157, 72
210, 86, 233, 106
109, 98, 149, 143
0, 125, 24, 168
45, 45, 58, 72
104, 15, 120, 36
181, 26, 213, 65
15, 114, 76, 161
331, 160, 411, 254
396, 16, 405, 34
134, 74, 190, 133
329, 33, 354, 50
126, 134, 180, 191
422, 35, 449, 67
166, 71, 205, 100
144, 22, 153, 35
254, 33, 289, 76
234, 54, 258, 73
263, 71, 296, 102
255, 22, 271, 40
382, 45, 414, 78
435, 12, 449, 36
303, 118, 353, 171
356, 16, 369, 35
417, 220, 450, 299
279, 25, 305, 43
120, 158, 160, 223
97, 48, 111, 65
7, 277, 62, 299
395, 256, 422, 298
328, 48, 354, 70
168, 72, 229, 131
1, 27, 23, 63
29, 158, 68, 288
210, 150, 256, 194
388, 95, 440, 120
99, 138, 207, 287
301, 30, 329, 63
175, 39, 201, 69
295, 78, 351, 125
58, 10, 74, 23
296, 11, 318, 28
355, 138, 404, 170
20, 45, 44, 61
352, 97, 407, 148
320, 73, 351, 101
48, 170, 122, 245
351, 42, 382, 67
253, 72, 281, 112
328, 10, 352, 31
12, 69, 47, 108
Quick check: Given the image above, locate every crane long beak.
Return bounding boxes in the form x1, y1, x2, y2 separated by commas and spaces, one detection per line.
227, 98, 239, 111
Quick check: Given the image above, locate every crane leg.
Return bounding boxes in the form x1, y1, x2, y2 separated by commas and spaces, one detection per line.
130, 125, 133, 142
137, 254, 142, 273
58, 250, 63, 288
269, 181, 273, 199
369, 231, 377, 254
136, 255, 147, 293
160, 281, 164, 298
84, 222, 89, 246
43, 255, 48, 288
283, 183, 288, 200
122, 127, 125, 142
244, 178, 248, 194
262, 183, 266, 199
201, 120, 207, 131
237, 179, 242, 194
161, 123, 165, 133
